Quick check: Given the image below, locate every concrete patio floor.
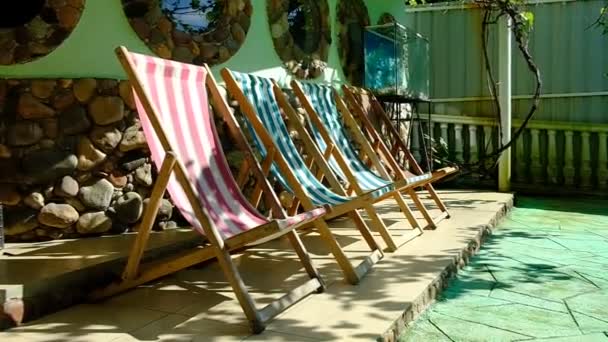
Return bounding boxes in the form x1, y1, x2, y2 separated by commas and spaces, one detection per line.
0, 190, 513, 341
401, 197, 608, 342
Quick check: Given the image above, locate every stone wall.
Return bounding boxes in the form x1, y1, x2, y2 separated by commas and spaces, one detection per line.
0, 78, 178, 242
0, 77, 338, 242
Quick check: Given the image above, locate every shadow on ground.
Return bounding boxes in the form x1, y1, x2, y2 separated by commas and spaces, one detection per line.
0, 191, 514, 341
401, 196, 608, 342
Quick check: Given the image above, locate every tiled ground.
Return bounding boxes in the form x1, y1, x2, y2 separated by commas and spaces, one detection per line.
0, 190, 512, 341
400, 197, 608, 342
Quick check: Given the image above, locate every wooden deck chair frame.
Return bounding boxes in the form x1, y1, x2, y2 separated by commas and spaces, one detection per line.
290, 82, 449, 230
221, 68, 386, 284
287, 81, 440, 243
277, 82, 438, 251
336, 87, 453, 228
295, 82, 450, 230
92, 47, 329, 334
342, 85, 458, 227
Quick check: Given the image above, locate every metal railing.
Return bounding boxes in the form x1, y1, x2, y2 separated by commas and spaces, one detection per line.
409, 114, 608, 190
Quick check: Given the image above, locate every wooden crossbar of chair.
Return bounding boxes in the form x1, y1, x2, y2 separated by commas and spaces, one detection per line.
221, 68, 386, 285
333, 89, 441, 229
342, 85, 459, 227
92, 47, 331, 334
282, 82, 434, 251
293, 81, 456, 229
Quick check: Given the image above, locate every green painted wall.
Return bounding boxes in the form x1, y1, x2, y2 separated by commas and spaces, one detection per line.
0, 0, 151, 79
0, 0, 407, 87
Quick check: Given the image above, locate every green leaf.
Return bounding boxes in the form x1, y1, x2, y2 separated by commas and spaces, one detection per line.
521, 11, 534, 27
190, 0, 201, 10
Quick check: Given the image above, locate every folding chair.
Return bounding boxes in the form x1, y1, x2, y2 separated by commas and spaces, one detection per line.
342, 85, 459, 226
291, 81, 451, 230
222, 69, 394, 281
94, 47, 329, 333
288, 81, 449, 235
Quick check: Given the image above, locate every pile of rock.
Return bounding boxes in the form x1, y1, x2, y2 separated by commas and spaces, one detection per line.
0, 78, 177, 241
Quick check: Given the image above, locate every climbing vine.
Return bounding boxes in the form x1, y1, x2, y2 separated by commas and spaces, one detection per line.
407, 0, 542, 179
592, 5, 607, 35
475, 1, 541, 172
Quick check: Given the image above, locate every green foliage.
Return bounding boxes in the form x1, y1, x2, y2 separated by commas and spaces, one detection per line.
424, 134, 452, 168
190, 0, 201, 10
405, 0, 536, 34
161, 0, 222, 34
520, 11, 534, 30
598, 6, 607, 35
406, 0, 543, 171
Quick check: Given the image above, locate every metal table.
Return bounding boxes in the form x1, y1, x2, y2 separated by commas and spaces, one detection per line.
375, 93, 434, 172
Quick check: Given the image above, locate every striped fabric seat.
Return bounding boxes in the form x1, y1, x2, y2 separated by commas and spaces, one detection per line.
128, 52, 325, 240
298, 82, 432, 189
231, 71, 351, 207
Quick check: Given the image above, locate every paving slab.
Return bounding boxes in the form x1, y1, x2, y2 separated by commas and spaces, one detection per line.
401, 196, 608, 342
0, 190, 513, 341
1, 229, 202, 328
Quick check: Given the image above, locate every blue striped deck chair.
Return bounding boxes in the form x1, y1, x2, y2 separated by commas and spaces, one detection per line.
290, 81, 447, 230
221, 68, 387, 284
292, 81, 440, 229
290, 81, 436, 232
341, 85, 459, 226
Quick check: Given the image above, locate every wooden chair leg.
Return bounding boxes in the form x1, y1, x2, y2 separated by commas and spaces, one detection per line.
285, 230, 326, 292
361, 203, 398, 252
288, 198, 301, 216
426, 184, 451, 217
312, 219, 362, 285
122, 154, 176, 281
393, 193, 424, 236
346, 210, 381, 252
213, 246, 265, 333
250, 151, 275, 208
407, 189, 437, 230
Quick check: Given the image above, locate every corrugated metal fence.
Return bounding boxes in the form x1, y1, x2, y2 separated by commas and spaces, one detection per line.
403, 0, 608, 123
399, 0, 608, 192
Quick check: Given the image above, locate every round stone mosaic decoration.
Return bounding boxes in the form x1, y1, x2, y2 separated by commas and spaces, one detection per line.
122, 0, 252, 66
0, 0, 86, 65
267, 0, 331, 79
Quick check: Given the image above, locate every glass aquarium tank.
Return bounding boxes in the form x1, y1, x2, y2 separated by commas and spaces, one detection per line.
364, 23, 430, 101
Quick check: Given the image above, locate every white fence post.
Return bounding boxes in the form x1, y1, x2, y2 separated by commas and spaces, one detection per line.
581, 131, 592, 188
515, 128, 526, 182
564, 131, 575, 186
547, 129, 558, 184
530, 128, 542, 183
454, 124, 464, 162
469, 125, 478, 163
599, 132, 607, 189
498, 16, 512, 192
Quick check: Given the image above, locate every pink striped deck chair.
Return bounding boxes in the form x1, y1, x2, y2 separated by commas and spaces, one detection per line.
96, 47, 327, 333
